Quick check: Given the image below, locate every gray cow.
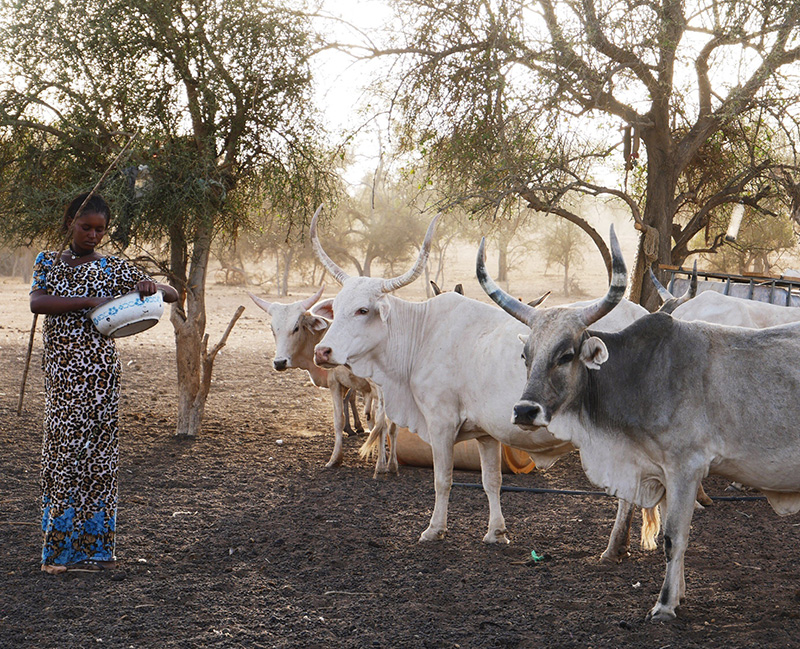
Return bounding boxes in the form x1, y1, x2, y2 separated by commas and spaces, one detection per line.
477, 228, 800, 621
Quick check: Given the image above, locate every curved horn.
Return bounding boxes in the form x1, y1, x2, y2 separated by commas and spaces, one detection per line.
527, 291, 550, 308
657, 261, 698, 314
579, 225, 627, 326
310, 205, 350, 285
648, 268, 674, 304
248, 292, 274, 315
300, 284, 325, 311
476, 237, 537, 325
381, 213, 441, 293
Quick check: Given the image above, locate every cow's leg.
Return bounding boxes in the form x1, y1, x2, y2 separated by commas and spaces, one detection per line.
475, 436, 509, 544
326, 380, 346, 468
696, 483, 713, 507
387, 421, 399, 476
364, 390, 374, 425
369, 392, 389, 477
342, 388, 355, 436
419, 433, 455, 542
600, 499, 634, 562
371, 415, 388, 478
646, 473, 701, 622
348, 389, 364, 434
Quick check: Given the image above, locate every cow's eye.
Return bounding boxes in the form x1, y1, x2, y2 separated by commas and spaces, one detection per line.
557, 351, 575, 366
292, 326, 300, 334
356, 307, 369, 315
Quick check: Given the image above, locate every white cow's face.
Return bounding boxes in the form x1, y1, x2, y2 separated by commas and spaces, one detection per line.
313, 277, 389, 372
250, 296, 328, 371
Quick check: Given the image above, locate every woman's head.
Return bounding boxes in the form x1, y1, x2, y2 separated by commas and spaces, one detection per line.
62, 193, 112, 234
62, 193, 112, 254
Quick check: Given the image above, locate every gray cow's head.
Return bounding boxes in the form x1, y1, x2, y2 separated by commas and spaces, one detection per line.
476, 227, 627, 428
249, 285, 328, 371
310, 205, 440, 374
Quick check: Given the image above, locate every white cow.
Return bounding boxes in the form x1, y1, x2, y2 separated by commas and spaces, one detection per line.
248, 287, 397, 475
650, 267, 800, 327
310, 209, 657, 556
480, 228, 800, 621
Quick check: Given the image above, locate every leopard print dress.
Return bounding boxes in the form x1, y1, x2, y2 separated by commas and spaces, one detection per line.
31, 251, 151, 567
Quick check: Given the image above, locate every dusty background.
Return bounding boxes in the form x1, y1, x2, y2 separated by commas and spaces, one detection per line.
2, 226, 800, 648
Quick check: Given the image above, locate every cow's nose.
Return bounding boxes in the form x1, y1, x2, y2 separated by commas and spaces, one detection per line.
315, 346, 332, 366
512, 402, 544, 427
273, 358, 288, 371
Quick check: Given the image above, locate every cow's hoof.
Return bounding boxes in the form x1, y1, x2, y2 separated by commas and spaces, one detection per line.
483, 529, 511, 545
599, 549, 629, 564
419, 528, 446, 542
645, 605, 677, 622
324, 457, 343, 468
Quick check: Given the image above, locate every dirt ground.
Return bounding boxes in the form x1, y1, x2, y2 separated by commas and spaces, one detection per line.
2, 238, 800, 648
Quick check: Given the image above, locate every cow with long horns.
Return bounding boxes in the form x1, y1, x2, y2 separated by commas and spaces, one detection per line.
310, 208, 654, 554
478, 227, 800, 621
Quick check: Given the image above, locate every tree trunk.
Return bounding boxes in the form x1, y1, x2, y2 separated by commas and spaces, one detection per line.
563, 257, 570, 296
281, 249, 292, 296
497, 237, 509, 283
631, 140, 679, 311
171, 223, 212, 438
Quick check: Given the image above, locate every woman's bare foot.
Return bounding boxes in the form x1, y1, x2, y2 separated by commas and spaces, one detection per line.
41, 564, 67, 575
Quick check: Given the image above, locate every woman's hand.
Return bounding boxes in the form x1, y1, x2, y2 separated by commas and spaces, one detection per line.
136, 280, 159, 297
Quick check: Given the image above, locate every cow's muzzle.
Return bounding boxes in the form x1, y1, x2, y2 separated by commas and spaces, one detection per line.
512, 400, 550, 428
273, 358, 288, 371
314, 345, 337, 368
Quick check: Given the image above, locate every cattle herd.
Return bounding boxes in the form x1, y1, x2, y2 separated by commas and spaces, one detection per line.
248, 206, 800, 622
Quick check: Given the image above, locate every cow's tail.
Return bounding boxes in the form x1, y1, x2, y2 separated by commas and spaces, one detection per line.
640, 506, 662, 551
359, 425, 382, 460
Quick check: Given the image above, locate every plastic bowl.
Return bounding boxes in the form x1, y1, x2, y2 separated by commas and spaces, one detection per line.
89, 290, 165, 338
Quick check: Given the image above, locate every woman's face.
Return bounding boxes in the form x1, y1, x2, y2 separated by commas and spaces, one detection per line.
71, 211, 108, 254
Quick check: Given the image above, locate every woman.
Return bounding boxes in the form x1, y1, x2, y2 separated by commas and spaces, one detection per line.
30, 193, 179, 574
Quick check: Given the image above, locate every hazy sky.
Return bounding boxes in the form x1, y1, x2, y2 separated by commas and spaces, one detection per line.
312, 1, 396, 187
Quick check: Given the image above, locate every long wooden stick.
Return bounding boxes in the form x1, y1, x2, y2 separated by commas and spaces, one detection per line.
16, 313, 38, 415
16, 131, 140, 416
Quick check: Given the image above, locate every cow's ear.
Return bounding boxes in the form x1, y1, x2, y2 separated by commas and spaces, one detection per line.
310, 298, 334, 320
378, 297, 391, 321
304, 314, 329, 333
580, 336, 608, 370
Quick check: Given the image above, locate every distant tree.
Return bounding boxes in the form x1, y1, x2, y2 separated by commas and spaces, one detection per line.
701, 207, 797, 277
0, 0, 337, 435
540, 219, 587, 296
320, 162, 430, 280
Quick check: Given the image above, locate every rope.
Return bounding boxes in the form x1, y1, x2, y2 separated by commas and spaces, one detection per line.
451, 482, 767, 501
643, 224, 660, 263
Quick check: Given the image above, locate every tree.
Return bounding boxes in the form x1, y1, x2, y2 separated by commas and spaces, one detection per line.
318, 163, 431, 280
0, 0, 337, 435
540, 218, 586, 297
364, 0, 800, 309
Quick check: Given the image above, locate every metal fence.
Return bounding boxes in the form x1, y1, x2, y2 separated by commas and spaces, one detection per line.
661, 265, 800, 307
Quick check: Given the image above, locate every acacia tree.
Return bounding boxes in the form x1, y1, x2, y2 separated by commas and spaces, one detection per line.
0, 0, 337, 435
366, 0, 800, 308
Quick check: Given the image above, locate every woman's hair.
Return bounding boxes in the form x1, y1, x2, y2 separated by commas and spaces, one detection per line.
61, 193, 112, 233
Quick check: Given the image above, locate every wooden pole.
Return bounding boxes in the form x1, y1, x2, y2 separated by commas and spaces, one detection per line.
16, 131, 140, 416
16, 313, 38, 416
